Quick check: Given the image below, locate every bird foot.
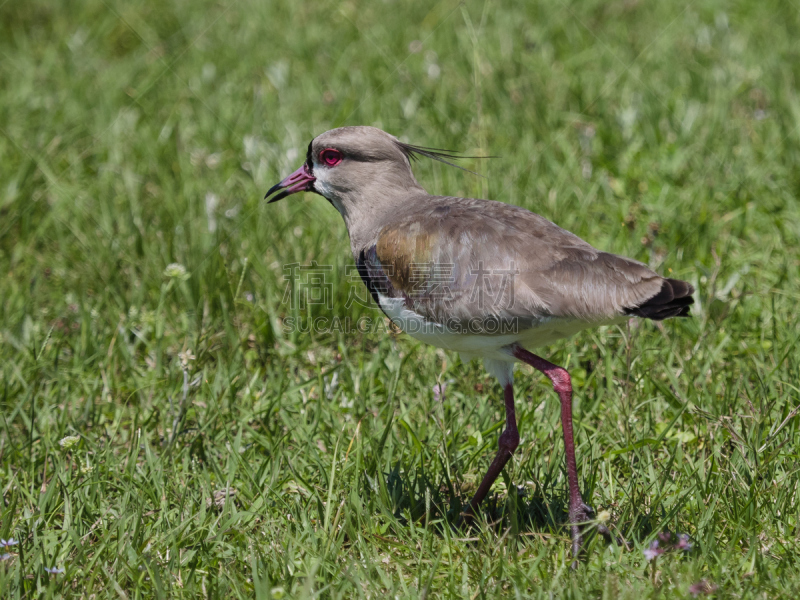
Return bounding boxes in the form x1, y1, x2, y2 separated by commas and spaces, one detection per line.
452, 503, 479, 531
568, 503, 628, 569
453, 512, 470, 530
569, 501, 596, 525
568, 503, 593, 567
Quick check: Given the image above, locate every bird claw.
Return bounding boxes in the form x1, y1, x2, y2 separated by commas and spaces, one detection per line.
568, 503, 628, 568
453, 512, 469, 530
570, 502, 595, 525
568, 503, 593, 566
452, 503, 480, 532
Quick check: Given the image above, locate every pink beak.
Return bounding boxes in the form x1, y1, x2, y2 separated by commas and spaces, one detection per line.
264, 164, 316, 203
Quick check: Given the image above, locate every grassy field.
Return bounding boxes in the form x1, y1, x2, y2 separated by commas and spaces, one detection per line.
2, 0, 800, 597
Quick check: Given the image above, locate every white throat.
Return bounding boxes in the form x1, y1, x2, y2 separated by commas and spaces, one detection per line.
312, 166, 343, 212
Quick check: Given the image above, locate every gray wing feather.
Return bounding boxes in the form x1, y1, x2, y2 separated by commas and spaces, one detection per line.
368, 197, 690, 326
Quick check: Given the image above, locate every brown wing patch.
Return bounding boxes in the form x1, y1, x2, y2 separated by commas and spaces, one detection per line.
375, 224, 438, 296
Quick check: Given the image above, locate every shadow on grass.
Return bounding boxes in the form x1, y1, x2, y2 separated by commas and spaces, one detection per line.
373, 461, 660, 548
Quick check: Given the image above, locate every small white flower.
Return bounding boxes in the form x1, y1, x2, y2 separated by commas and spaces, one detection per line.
59, 436, 80, 450
178, 350, 196, 370
163, 263, 190, 281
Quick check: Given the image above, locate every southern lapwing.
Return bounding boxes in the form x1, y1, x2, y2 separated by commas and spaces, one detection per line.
265, 126, 694, 559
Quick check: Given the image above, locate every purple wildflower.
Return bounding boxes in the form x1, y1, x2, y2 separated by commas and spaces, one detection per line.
676, 533, 693, 551
0, 539, 18, 549
44, 566, 65, 574
643, 540, 665, 561
432, 382, 447, 403
689, 579, 717, 596
647, 530, 694, 556
0, 554, 12, 561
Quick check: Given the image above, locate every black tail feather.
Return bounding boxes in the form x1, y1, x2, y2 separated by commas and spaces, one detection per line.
624, 278, 695, 321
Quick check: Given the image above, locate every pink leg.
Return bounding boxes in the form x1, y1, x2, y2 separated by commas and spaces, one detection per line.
464, 383, 519, 516
512, 345, 598, 560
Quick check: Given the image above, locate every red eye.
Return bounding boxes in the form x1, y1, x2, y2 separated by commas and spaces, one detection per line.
320, 148, 343, 167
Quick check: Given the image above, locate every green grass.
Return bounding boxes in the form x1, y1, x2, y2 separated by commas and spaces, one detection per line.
2, 0, 800, 596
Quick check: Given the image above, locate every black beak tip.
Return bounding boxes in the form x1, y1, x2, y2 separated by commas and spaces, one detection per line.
266, 189, 290, 203
264, 182, 284, 202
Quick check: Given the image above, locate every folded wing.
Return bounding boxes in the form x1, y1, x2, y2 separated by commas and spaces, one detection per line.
358, 197, 693, 327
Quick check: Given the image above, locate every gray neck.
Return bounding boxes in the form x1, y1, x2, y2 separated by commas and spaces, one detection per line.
316, 172, 428, 254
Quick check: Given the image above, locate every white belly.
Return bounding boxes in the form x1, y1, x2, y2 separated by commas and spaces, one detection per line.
376, 293, 604, 362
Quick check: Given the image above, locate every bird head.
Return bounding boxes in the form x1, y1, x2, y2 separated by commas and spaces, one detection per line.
264, 126, 418, 206
264, 126, 477, 211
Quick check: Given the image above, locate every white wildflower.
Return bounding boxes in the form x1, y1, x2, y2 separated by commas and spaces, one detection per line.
163, 263, 190, 281
178, 349, 196, 370
59, 436, 80, 450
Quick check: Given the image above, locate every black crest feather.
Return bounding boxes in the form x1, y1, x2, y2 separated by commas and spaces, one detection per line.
394, 141, 493, 177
